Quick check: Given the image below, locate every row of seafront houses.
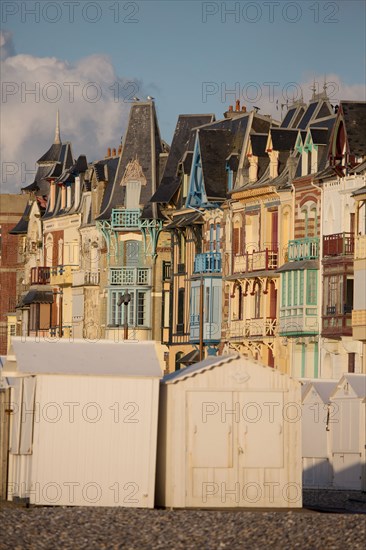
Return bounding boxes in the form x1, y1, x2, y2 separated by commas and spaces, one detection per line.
1, 94, 366, 508
3, 94, 366, 379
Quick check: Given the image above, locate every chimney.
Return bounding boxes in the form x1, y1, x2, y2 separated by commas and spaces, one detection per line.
235, 99, 240, 112
118, 145, 122, 155
241, 105, 247, 113
112, 148, 117, 157
107, 147, 111, 158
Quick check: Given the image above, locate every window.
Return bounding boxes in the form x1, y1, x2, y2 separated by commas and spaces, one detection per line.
125, 181, 141, 209
109, 289, 150, 327
307, 271, 317, 305
281, 270, 305, 309
254, 287, 261, 319
177, 288, 185, 330
125, 240, 140, 266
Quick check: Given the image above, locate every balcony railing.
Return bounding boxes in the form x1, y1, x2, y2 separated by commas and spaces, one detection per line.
322, 312, 352, 337
72, 270, 100, 286
30, 266, 50, 285
355, 235, 366, 260
109, 267, 151, 286
50, 265, 78, 285
194, 252, 222, 274
323, 233, 354, 256
288, 237, 319, 261
233, 249, 278, 274
111, 208, 140, 230
227, 318, 277, 339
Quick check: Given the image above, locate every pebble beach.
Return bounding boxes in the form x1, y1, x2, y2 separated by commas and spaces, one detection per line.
1, 491, 365, 550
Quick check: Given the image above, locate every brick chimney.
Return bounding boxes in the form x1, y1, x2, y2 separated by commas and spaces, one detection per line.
106, 147, 111, 159
112, 148, 117, 157
242, 105, 247, 113
235, 99, 240, 111
118, 144, 122, 156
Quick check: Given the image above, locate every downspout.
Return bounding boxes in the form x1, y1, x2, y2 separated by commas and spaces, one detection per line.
311, 176, 323, 378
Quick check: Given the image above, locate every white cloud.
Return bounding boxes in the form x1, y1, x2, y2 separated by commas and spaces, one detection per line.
1, 30, 143, 192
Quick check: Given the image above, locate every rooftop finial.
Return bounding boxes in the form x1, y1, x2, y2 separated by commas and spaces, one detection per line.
311, 78, 317, 100
54, 109, 61, 144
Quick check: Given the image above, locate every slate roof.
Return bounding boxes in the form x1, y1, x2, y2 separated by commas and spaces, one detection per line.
8, 201, 32, 235
165, 211, 203, 229
340, 101, 366, 157
37, 142, 63, 163
352, 159, 366, 174
17, 289, 54, 307
276, 259, 319, 272
199, 128, 233, 200
97, 102, 164, 220
310, 128, 329, 145
250, 134, 268, 157
22, 143, 74, 196
150, 114, 215, 203
298, 101, 319, 130
270, 128, 298, 151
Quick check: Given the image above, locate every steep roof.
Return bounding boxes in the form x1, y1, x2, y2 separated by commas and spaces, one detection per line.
8, 201, 32, 235
199, 128, 233, 200
340, 101, 366, 157
97, 102, 164, 220
270, 128, 298, 151
151, 114, 215, 203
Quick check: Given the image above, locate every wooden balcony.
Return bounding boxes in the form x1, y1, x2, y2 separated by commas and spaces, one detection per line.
109, 267, 151, 286
323, 233, 354, 257
227, 318, 277, 339
288, 237, 319, 261
72, 270, 100, 287
50, 265, 78, 286
194, 252, 222, 274
30, 266, 51, 285
233, 249, 278, 274
111, 208, 140, 230
322, 305, 352, 337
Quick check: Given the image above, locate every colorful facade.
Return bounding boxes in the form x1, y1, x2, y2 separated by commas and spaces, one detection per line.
5, 98, 366, 377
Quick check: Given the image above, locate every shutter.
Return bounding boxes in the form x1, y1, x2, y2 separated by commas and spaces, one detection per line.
240, 226, 245, 255
72, 292, 84, 320
233, 228, 239, 255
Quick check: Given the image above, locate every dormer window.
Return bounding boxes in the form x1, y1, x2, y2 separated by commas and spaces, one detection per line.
121, 157, 146, 209
125, 180, 142, 209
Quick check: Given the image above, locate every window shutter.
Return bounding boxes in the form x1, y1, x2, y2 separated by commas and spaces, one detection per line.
233, 228, 240, 255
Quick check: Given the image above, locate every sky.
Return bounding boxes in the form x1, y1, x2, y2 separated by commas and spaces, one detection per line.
1, 0, 365, 192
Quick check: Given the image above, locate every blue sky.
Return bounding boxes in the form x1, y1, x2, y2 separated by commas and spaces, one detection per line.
1, 0, 365, 191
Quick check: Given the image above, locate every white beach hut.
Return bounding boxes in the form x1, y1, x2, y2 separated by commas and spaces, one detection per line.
156, 354, 302, 508
301, 380, 337, 488
330, 373, 366, 491
3, 337, 162, 507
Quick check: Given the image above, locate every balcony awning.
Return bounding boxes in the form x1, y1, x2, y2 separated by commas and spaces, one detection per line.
276, 260, 319, 273
165, 212, 203, 229
176, 349, 200, 366
17, 290, 54, 308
